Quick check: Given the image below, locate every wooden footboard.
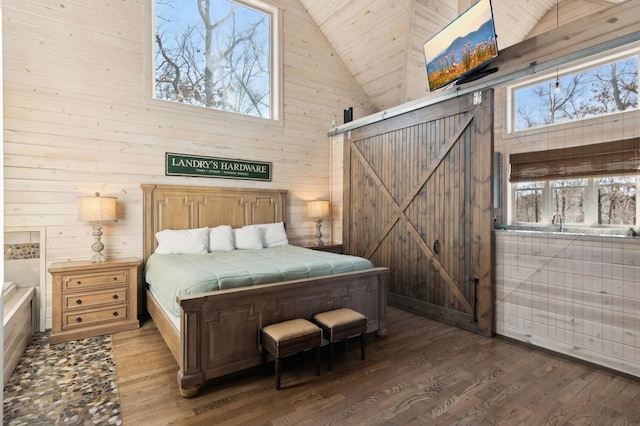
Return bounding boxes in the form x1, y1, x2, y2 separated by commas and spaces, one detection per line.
147, 267, 388, 397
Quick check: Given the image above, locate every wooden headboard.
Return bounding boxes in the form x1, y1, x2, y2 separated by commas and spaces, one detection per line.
141, 184, 288, 263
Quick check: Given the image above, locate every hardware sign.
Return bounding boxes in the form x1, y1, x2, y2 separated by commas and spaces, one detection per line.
166, 153, 272, 181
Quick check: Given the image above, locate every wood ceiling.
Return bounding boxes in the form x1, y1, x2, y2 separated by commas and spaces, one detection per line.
298, 0, 627, 112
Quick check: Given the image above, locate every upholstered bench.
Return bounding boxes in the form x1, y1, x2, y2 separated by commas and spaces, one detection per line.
312, 308, 367, 371
261, 318, 322, 390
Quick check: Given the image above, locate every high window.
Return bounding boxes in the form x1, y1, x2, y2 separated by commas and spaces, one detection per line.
154, 0, 280, 119
511, 52, 638, 132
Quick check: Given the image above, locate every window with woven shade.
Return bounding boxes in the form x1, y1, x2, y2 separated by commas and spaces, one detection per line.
509, 139, 639, 232
510, 138, 640, 183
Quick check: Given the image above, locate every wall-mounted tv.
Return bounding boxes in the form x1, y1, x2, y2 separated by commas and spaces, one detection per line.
423, 0, 499, 91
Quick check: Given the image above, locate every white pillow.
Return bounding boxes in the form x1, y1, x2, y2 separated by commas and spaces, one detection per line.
233, 227, 264, 250
259, 222, 289, 247
155, 227, 209, 254
209, 225, 235, 251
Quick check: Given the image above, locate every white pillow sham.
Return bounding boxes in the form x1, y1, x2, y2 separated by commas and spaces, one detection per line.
233, 226, 264, 250
155, 227, 209, 254
154, 222, 288, 253
259, 222, 289, 247
209, 225, 235, 251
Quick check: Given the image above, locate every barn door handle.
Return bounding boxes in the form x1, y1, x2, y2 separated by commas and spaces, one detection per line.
472, 277, 479, 323
433, 239, 440, 255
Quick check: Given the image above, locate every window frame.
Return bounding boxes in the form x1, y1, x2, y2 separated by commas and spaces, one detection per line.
597, 176, 639, 226
550, 178, 588, 225
148, 0, 283, 122
510, 175, 639, 232
513, 181, 544, 224
506, 47, 639, 134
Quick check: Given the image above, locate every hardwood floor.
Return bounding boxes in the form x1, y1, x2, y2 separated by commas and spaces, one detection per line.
113, 306, 640, 425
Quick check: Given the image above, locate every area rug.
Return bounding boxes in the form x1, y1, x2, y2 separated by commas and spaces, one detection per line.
3, 332, 121, 425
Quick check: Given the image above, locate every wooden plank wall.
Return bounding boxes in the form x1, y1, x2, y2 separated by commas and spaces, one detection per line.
528, 0, 619, 38
489, 15, 640, 377
300, 0, 415, 111
1, 0, 376, 328
495, 232, 640, 377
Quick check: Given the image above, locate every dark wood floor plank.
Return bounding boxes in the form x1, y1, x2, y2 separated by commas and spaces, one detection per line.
112, 306, 640, 425
335, 334, 508, 425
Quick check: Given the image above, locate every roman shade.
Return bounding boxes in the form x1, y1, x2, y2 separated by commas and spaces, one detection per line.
509, 138, 640, 182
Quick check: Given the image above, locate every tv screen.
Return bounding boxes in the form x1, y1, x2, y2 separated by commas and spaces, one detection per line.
423, 0, 498, 91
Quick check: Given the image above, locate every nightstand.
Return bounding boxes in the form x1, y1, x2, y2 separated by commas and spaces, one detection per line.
306, 244, 344, 254
48, 257, 141, 344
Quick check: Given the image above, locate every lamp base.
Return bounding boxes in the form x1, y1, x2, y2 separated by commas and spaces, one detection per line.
91, 252, 106, 263
314, 219, 324, 246
90, 222, 107, 263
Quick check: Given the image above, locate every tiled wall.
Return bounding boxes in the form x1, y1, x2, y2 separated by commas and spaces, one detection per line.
4, 230, 45, 331
495, 231, 640, 377
4, 231, 41, 287
5, 242, 40, 261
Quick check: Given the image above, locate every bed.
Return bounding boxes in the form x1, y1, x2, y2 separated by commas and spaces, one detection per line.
141, 184, 389, 397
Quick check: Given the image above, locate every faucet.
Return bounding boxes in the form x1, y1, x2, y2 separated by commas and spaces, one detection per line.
552, 212, 563, 232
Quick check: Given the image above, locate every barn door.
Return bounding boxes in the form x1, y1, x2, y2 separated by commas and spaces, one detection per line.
344, 90, 494, 336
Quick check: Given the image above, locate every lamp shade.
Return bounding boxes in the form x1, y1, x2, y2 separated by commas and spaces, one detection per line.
307, 199, 330, 219
77, 193, 117, 222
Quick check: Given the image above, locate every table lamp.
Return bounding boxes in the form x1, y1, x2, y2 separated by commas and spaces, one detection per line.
77, 192, 117, 262
307, 199, 330, 246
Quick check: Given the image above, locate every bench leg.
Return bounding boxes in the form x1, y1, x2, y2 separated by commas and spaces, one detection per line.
360, 332, 366, 360
262, 347, 269, 376
315, 346, 321, 376
328, 342, 335, 371
275, 357, 282, 390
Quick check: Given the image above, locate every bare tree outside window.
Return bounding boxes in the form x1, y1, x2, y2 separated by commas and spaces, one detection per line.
155, 0, 272, 118
552, 179, 586, 224
514, 182, 543, 223
598, 176, 637, 225
514, 56, 638, 131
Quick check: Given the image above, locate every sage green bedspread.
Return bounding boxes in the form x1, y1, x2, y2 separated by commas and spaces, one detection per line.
145, 245, 373, 316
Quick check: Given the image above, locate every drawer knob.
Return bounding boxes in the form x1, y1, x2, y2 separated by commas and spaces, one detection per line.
76, 280, 82, 285
112, 311, 119, 317
113, 277, 118, 281
76, 317, 82, 323
112, 294, 119, 300
76, 299, 82, 305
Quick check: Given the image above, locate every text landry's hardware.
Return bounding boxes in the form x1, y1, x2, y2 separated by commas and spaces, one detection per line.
166, 152, 272, 181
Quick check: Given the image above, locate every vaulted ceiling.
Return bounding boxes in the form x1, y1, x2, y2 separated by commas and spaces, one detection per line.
298, 0, 627, 112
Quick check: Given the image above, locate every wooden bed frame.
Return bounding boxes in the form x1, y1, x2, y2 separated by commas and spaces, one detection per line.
141, 184, 389, 397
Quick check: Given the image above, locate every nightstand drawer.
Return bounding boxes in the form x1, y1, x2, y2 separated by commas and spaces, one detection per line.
49, 257, 141, 344
62, 305, 129, 330
63, 288, 129, 310
63, 270, 129, 291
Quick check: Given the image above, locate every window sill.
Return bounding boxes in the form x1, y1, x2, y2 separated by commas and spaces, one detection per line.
499, 225, 638, 238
